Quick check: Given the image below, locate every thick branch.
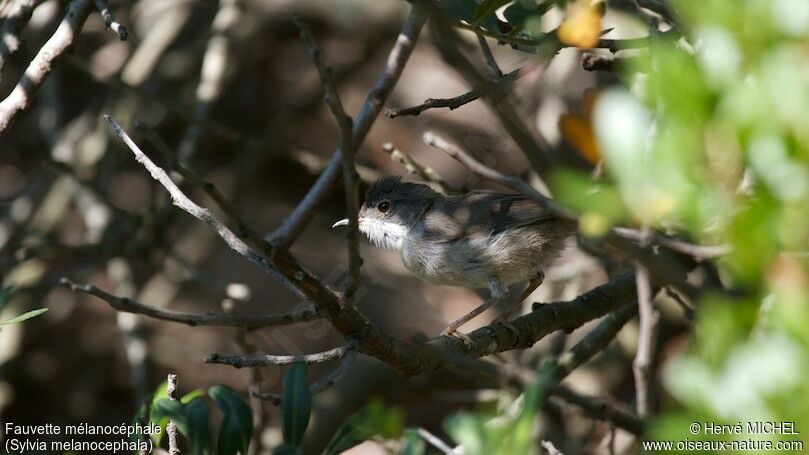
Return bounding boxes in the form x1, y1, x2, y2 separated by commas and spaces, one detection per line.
265, 5, 426, 249
553, 304, 636, 380
0, 0, 93, 135
205, 345, 347, 368
59, 278, 321, 330
550, 384, 645, 435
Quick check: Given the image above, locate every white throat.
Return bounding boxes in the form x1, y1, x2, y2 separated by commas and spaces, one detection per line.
359, 218, 408, 251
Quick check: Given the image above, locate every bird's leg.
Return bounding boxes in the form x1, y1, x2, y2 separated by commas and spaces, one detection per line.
495, 272, 545, 324
441, 280, 505, 342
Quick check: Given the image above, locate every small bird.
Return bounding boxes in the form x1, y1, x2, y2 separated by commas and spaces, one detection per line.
333, 176, 576, 337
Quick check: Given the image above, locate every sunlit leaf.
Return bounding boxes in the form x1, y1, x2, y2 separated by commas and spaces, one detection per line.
0, 308, 48, 325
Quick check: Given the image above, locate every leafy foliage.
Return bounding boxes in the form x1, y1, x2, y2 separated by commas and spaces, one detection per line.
143, 382, 252, 454
323, 400, 404, 455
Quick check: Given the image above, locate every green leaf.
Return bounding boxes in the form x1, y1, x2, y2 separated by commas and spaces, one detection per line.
149, 381, 170, 445
281, 363, 311, 445
184, 397, 212, 455
182, 389, 206, 404
0, 308, 48, 325
323, 400, 404, 455
473, 0, 511, 24
209, 385, 253, 455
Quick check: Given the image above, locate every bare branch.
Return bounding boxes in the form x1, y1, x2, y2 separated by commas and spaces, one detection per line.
550, 384, 645, 436
553, 305, 636, 380
294, 16, 362, 300
386, 68, 521, 118
205, 345, 347, 368
382, 141, 460, 194
423, 131, 576, 220
103, 115, 304, 299
0, 0, 93, 135
265, 5, 426, 250
417, 428, 455, 454
541, 440, 563, 455
166, 373, 180, 455
426, 8, 555, 179
477, 34, 502, 78
252, 339, 359, 404
92, 0, 127, 40
633, 263, 659, 417
613, 226, 731, 260
138, 125, 264, 247
59, 278, 321, 329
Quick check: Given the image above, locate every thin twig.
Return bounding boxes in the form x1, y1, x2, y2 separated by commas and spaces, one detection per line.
632, 262, 658, 417
265, 5, 426, 250
423, 131, 574, 218
59, 278, 321, 329
417, 428, 455, 454
205, 345, 347, 368
385, 68, 521, 118
476, 34, 502, 78
293, 16, 362, 301
138, 125, 264, 247
252, 339, 358, 404
103, 115, 304, 298
541, 440, 564, 455
166, 373, 180, 455
382, 142, 459, 194
613, 227, 731, 260
92, 0, 127, 40
0, 0, 93, 135
665, 286, 694, 320
426, 6, 555, 179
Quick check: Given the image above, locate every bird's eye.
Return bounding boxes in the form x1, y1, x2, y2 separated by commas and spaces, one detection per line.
377, 201, 392, 214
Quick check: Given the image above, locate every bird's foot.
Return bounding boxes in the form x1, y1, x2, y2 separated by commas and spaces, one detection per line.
441, 327, 473, 346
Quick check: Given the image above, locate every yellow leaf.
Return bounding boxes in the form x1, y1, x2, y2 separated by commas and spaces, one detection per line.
557, 1, 602, 49
559, 113, 601, 165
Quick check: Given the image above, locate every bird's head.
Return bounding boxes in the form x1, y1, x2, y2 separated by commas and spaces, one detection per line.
332, 176, 439, 250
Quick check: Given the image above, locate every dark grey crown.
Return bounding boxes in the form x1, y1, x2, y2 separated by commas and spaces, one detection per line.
365, 176, 439, 205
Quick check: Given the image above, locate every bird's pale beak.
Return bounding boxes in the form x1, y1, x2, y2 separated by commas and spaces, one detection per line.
331, 219, 349, 228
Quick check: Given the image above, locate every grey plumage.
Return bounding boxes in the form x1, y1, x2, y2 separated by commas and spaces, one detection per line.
351, 176, 576, 291
333, 176, 577, 334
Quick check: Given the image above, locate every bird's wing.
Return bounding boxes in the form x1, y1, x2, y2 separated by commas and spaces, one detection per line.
421, 191, 558, 242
